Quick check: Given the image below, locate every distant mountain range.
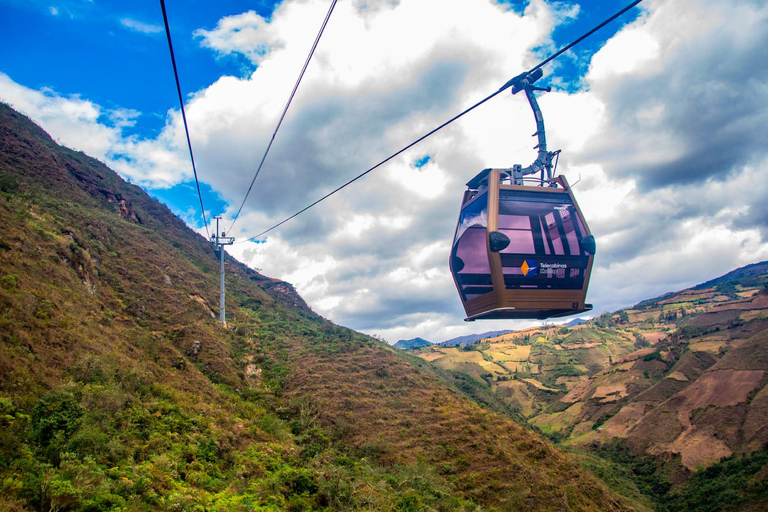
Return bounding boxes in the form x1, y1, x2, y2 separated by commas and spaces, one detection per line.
394, 330, 515, 349
439, 330, 513, 347
564, 317, 589, 327
395, 321, 592, 350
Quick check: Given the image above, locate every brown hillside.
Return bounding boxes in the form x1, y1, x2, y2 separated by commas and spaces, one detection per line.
0, 103, 629, 510
286, 344, 627, 510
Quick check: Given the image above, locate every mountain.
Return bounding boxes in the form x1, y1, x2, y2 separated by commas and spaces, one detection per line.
0, 103, 629, 510
439, 330, 512, 347
565, 317, 590, 327
393, 337, 432, 349
691, 261, 768, 290
415, 263, 768, 508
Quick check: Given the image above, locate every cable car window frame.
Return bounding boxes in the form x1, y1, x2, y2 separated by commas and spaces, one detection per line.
454, 191, 488, 243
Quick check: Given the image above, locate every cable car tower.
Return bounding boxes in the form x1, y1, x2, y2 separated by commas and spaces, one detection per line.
211, 216, 235, 326
450, 69, 596, 321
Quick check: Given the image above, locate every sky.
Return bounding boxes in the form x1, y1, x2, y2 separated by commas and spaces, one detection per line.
2, 0, 768, 344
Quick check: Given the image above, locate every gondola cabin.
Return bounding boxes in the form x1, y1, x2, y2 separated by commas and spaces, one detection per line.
450, 169, 595, 321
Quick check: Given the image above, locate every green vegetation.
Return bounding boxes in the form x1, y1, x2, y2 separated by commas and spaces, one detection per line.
593, 439, 672, 503
1, 379, 477, 511
634, 331, 650, 348
642, 351, 663, 362
570, 448, 655, 512
1, 274, 18, 288
665, 447, 768, 511
591, 441, 768, 511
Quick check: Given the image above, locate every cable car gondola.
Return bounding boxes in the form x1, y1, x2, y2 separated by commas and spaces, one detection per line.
450, 70, 596, 321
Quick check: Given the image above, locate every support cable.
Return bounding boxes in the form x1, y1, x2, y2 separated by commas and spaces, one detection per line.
227, 0, 339, 234
237, 91, 506, 243
237, 0, 644, 243
160, 0, 210, 239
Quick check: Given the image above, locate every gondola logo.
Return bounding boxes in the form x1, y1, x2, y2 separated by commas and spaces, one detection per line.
521, 259, 538, 277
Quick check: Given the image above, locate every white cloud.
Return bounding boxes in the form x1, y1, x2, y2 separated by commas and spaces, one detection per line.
0, 72, 117, 157
119, 17, 163, 35
582, 0, 768, 188
587, 28, 659, 82
194, 10, 279, 63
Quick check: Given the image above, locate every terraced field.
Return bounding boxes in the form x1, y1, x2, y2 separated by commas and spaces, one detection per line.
414, 263, 768, 485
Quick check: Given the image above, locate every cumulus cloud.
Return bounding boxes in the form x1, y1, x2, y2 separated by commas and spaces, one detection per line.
582, 0, 768, 189
0, 72, 112, 155
3, 0, 768, 343
194, 10, 280, 63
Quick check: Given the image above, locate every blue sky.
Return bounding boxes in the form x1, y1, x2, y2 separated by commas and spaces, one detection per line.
2, 0, 767, 343
0, 0, 278, 217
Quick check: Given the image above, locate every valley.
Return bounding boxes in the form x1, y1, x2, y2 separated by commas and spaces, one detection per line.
412, 262, 768, 508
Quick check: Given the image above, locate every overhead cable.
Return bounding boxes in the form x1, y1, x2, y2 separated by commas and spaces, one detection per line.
237, 90, 506, 243
160, 0, 210, 239
227, 0, 339, 234
238, 0, 644, 243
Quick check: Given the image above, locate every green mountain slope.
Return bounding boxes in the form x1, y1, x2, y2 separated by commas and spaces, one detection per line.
0, 103, 629, 511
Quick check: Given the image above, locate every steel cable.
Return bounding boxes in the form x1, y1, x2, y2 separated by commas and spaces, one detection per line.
227, 0, 339, 235
160, 0, 211, 239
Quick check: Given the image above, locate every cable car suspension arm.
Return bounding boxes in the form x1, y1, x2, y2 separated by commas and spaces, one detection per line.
511, 68, 558, 186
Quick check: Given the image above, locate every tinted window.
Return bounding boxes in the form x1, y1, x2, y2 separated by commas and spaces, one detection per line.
497, 189, 589, 290
452, 193, 492, 300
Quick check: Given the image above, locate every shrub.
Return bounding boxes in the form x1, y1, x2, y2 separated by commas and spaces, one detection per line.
1, 274, 18, 288
31, 390, 84, 464
634, 332, 650, 348
642, 351, 663, 362
34, 299, 54, 320
0, 175, 17, 193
